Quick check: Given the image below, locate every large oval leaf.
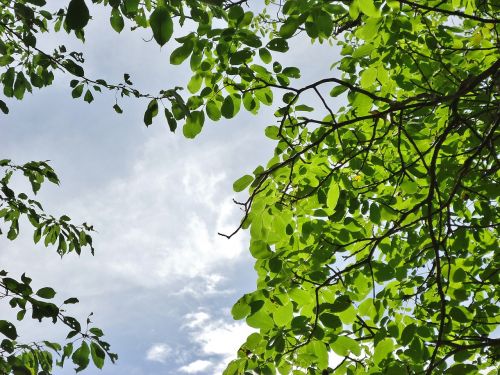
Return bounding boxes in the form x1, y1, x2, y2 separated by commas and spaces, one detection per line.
66, 0, 90, 30
149, 6, 173, 47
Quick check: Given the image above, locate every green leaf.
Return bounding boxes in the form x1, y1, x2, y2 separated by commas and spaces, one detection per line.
246, 309, 274, 330
230, 49, 253, 65
373, 338, 393, 365
170, 40, 194, 65
149, 6, 173, 46
187, 74, 203, 94
327, 180, 340, 209
369, 203, 381, 224
254, 87, 273, 106
66, 0, 90, 30
358, 0, 380, 17
449, 306, 469, 323
36, 287, 56, 299
233, 175, 254, 192
72, 84, 84, 98
0, 320, 18, 340
319, 313, 341, 329
72, 341, 90, 372
273, 303, 293, 326
143, 99, 158, 126
64, 60, 85, 77
110, 7, 124, 33
401, 324, 416, 346
221, 95, 241, 119
228, 5, 244, 22
282, 67, 300, 78
279, 17, 300, 39
206, 100, 221, 121
401, 180, 418, 194
83, 89, 94, 103
331, 295, 351, 312
164, 108, 177, 132
183, 110, 204, 138
124, 0, 140, 14
249, 240, 272, 259
315, 10, 333, 38
259, 48, 272, 64
232, 296, 251, 320
452, 267, 466, 283
445, 364, 478, 374
265, 126, 279, 140
0, 100, 8, 114
267, 38, 289, 52
332, 336, 360, 357
90, 342, 105, 369
310, 341, 329, 368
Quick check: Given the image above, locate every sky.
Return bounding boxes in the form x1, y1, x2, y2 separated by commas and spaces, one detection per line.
0, 4, 338, 374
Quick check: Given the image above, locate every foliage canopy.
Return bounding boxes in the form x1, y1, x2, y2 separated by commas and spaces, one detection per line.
0, 0, 499, 374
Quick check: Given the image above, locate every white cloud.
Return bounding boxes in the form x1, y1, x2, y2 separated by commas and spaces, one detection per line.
145, 343, 172, 363
173, 273, 234, 297
179, 360, 213, 373
181, 310, 255, 374
43, 135, 251, 296
184, 311, 211, 329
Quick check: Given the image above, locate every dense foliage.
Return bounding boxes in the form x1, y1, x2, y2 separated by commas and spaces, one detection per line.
0, 0, 498, 374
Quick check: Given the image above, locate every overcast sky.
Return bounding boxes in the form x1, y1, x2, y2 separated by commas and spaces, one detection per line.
0, 4, 338, 374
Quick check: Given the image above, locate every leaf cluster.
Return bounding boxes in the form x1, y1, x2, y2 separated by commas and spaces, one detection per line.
0, 160, 116, 373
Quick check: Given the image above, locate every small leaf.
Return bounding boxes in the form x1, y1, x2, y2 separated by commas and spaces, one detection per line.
259, 48, 272, 64
0, 320, 18, 340
373, 338, 394, 364
110, 7, 124, 33
246, 309, 274, 330
358, 0, 380, 17
231, 296, 251, 320
90, 342, 105, 369
221, 95, 241, 119
267, 38, 289, 52
332, 335, 360, 357
83, 89, 93, 103
327, 180, 340, 209
170, 40, 194, 65
72, 84, 84, 98
0, 100, 9, 114
143, 99, 158, 126
72, 341, 90, 372
233, 175, 254, 192
183, 110, 204, 138
36, 287, 56, 299
279, 17, 300, 39
401, 324, 416, 346
164, 108, 177, 132
89, 327, 104, 337
370, 203, 381, 224
331, 295, 351, 312
274, 303, 293, 326
187, 74, 203, 94
319, 313, 341, 329
113, 104, 123, 113
449, 306, 468, 323
330, 85, 348, 97
206, 100, 221, 121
